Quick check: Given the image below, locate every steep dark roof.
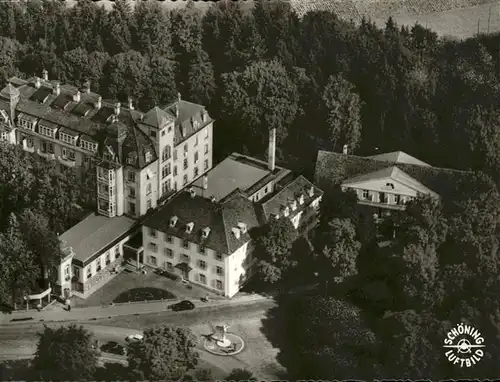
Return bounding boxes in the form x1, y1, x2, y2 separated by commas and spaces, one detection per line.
144, 190, 260, 255
314, 150, 495, 205
261, 175, 323, 220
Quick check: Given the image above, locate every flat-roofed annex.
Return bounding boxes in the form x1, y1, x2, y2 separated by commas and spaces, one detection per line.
191, 154, 272, 202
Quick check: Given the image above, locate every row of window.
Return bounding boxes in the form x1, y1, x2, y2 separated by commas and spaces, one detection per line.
19, 116, 97, 152
361, 190, 412, 205
148, 229, 222, 259
84, 247, 121, 279
147, 255, 224, 278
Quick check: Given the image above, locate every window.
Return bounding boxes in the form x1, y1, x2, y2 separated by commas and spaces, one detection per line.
147, 199, 152, 210
204, 144, 208, 154
174, 182, 178, 191
64, 265, 70, 277
129, 187, 135, 198
145, 151, 152, 162
162, 180, 171, 195
96, 258, 102, 272
73, 266, 80, 279
166, 235, 173, 243
161, 129, 166, 137
216, 266, 223, 276
173, 166, 178, 176
146, 183, 152, 195
198, 260, 207, 270
395, 194, 401, 204
182, 239, 189, 249
379, 192, 386, 203
164, 248, 173, 258
115, 247, 120, 259
362, 190, 370, 199
86, 265, 92, 279
199, 273, 207, 284
194, 167, 199, 178
105, 252, 110, 265
162, 146, 171, 162
173, 149, 177, 161
183, 174, 188, 186
129, 202, 136, 214
204, 159, 209, 170
128, 171, 135, 182
181, 254, 190, 263
166, 262, 173, 271
148, 242, 158, 252
81, 140, 97, 152
199, 244, 206, 254
194, 151, 199, 163
205, 127, 209, 139
149, 228, 157, 238
41, 141, 47, 153
184, 143, 188, 153
195, 135, 199, 146
27, 137, 34, 147
162, 164, 170, 179
149, 256, 157, 266
183, 158, 188, 170
215, 252, 222, 261
216, 280, 223, 290
150, 130, 157, 138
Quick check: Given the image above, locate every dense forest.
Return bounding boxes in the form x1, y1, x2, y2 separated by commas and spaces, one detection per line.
1, 0, 500, 379
1, 0, 500, 181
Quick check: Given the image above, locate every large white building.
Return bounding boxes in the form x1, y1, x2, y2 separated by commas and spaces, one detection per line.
140, 129, 323, 297
0, 71, 214, 299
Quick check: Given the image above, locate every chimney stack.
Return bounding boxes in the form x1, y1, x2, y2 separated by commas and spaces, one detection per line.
73, 90, 81, 102
84, 80, 91, 94
203, 174, 208, 190
177, 92, 181, 102
35, 77, 41, 89
54, 83, 60, 96
128, 97, 134, 111
268, 128, 276, 171
96, 96, 102, 109
42, 69, 48, 81
114, 102, 121, 116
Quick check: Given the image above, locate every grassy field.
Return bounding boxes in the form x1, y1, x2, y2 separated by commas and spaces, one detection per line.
64, 0, 500, 39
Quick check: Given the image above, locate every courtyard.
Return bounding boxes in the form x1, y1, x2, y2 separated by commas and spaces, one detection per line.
71, 268, 223, 308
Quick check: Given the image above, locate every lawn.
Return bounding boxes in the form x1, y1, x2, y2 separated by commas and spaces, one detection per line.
113, 287, 176, 304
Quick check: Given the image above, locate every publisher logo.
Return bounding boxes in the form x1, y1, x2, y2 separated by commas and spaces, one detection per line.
443, 323, 485, 367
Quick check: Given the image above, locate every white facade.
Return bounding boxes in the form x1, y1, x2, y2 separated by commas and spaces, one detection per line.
141, 225, 254, 297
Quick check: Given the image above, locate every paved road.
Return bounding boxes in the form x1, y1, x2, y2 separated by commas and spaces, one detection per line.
0, 299, 279, 379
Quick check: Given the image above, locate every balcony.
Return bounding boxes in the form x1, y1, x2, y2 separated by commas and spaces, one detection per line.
58, 156, 76, 168
358, 198, 406, 211
37, 149, 55, 160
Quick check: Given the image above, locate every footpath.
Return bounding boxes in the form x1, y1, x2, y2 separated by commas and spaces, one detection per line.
0, 293, 272, 327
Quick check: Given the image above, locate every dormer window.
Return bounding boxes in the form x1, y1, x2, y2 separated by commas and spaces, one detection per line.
298, 194, 305, 205
81, 140, 97, 152
60, 132, 75, 145
201, 110, 207, 123
308, 186, 315, 197
232, 227, 241, 240
202, 227, 211, 239
283, 206, 289, 217
290, 200, 297, 211
0, 109, 9, 123
39, 124, 55, 138
169, 216, 178, 227
192, 118, 199, 129
186, 222, 194, 234
145, 150, 152, 163
386, 182, 395, 189
182, 124, 187, 137
237, 222, 247, 234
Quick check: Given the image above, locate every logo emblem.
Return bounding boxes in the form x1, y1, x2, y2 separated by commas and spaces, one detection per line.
443, 323, 485, 367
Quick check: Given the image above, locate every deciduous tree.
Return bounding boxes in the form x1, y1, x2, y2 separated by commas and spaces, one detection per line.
33, 324, 98, 381
127, 326, 199, 380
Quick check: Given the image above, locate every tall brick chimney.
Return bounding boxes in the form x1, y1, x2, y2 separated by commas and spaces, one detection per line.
268, 128, 276, 171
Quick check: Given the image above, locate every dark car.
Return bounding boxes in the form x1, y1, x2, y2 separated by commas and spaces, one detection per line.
101, 341, 126, 356
169, 300, 195, 312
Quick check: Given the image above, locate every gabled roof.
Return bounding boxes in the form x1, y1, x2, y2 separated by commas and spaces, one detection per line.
314, 150, 494, 205
141, 106, 175, 128
342, 166, 439, 197
261, 175, 323, 220
144, 189, 260, 255
367, 151, 431, 167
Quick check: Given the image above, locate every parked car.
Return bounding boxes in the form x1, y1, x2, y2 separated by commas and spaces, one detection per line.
125, 334, 144, 343
101, 341, 126, 356
169, 300, 195, 312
